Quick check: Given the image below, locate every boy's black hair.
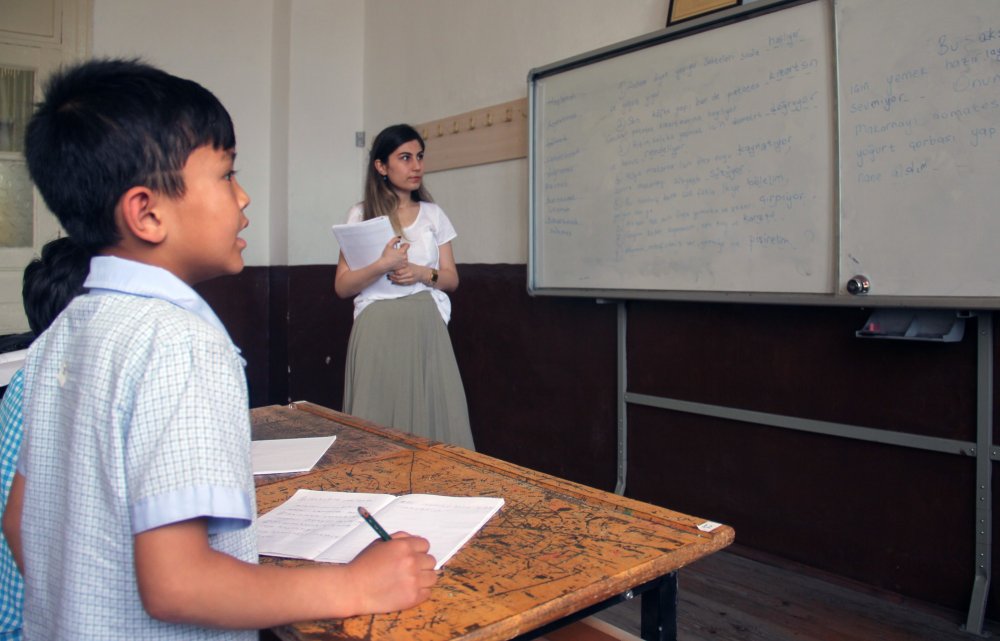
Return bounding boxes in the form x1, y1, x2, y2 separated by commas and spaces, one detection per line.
22, 236, 91, 336
24, 58, 236, 251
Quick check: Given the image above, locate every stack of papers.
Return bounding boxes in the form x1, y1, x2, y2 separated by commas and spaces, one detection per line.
331, 216, 395, 269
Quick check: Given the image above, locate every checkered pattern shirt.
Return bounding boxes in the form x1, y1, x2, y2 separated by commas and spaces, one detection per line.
0, 368, 25, 640
19, 257, 257, 641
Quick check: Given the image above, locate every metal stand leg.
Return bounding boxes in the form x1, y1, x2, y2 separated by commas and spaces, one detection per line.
615, 301, 628, 495
964, 312, 993, 636
641, 572, 678, 641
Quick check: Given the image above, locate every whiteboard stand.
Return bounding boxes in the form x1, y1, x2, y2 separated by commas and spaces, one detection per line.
615, 301, 628, 496
964, 311, 992, 637
616, 309, 996, 635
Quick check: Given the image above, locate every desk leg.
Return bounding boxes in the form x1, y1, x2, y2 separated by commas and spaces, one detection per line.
640, 572, 678, 641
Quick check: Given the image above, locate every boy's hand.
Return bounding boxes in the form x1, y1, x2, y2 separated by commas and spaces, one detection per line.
133, 519, 437, 628
346, 532, 437, 613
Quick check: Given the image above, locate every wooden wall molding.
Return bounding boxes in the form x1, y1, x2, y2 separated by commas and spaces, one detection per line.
415, 97, 527, 173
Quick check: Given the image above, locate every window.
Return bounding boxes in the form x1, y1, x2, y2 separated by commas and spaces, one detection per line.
0, 0, 90, 334
0, 66, 34, 248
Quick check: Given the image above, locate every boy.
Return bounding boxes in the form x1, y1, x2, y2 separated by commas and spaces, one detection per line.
0, 236, 91, 641
2, 59, 436, 640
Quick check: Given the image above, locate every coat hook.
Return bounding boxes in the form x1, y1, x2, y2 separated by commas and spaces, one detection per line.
486, 112, 493, 126
421, 128, 428, 140
505, 108, 513, 122
452, 120, 459, 134
437, 124, 444, 137
468, 116, 475, 130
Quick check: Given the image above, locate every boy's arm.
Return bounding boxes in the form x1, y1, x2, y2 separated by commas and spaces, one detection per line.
2, 472, 24, 571
134, 518, 437, 628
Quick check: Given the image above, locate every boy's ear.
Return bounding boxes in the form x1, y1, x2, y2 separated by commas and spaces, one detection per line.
118, 186, 167, 244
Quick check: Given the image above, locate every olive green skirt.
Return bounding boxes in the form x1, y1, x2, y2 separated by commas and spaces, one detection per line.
343, 291, 474, 450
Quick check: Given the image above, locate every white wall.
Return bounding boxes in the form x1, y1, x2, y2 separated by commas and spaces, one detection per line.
90, 0, 671, 267
93, 0, 275, 265
363, 0, 668, 264
91, 0, 363, 267
287, 0, 365, 266
269, 0, 291, 266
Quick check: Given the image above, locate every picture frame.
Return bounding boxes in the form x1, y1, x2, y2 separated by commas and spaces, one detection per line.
667, 0, 742, 26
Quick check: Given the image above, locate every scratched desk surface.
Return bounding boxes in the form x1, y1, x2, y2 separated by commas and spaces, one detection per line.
251, 403, 432, 486
254, 416, 735, 641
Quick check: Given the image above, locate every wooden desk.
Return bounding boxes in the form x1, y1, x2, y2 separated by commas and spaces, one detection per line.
252, 403, 734, 641
251, 403, 431, 486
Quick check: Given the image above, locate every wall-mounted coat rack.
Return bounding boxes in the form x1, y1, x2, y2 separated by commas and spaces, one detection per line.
415, 97, 527, 173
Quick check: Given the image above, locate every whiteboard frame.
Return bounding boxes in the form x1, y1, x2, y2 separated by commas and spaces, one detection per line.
526, 0, 1000, 310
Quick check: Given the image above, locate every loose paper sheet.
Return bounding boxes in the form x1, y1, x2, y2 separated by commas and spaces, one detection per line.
251, 436, 336, 475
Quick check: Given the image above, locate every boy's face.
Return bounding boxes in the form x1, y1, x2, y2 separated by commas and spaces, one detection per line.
160, 145, 250, 284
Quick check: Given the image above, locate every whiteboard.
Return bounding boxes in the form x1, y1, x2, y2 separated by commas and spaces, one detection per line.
837, 0, 1000, 299
529, 0, 1000, 306
530, 0, 835, 295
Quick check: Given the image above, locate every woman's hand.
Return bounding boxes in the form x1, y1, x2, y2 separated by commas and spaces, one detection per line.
379, 237, 410, 273
387, 264, 431, 287
334, 237, 410, 299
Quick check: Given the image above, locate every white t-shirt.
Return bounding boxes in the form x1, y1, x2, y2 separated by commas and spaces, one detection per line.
345, 201, 457, 323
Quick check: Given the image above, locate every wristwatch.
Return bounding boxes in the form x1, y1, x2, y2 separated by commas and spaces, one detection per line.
430, 269, 439, 286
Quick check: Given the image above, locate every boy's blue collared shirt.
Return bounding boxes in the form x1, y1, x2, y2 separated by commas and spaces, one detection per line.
79, 256, 251, 534
19, 255, 256, 640
84, 256, 245, 366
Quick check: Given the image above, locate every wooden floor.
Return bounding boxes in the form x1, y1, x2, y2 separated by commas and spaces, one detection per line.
587, 546, 1000, 641
263, 545, 997, 641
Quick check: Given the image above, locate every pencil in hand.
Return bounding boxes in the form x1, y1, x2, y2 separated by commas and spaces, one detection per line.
358, 506, 392, 541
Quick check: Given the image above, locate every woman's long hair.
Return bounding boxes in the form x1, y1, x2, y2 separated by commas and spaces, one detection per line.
362, 124, 433, 235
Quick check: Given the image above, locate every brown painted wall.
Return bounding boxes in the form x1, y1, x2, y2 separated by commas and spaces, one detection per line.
200, 263, 1000, 619
196, 269, 271, 406
626, 300, 987, 613
448, 265, 618, 489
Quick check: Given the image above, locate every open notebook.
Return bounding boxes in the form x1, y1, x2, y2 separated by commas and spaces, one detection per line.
257, 489, 504, 570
